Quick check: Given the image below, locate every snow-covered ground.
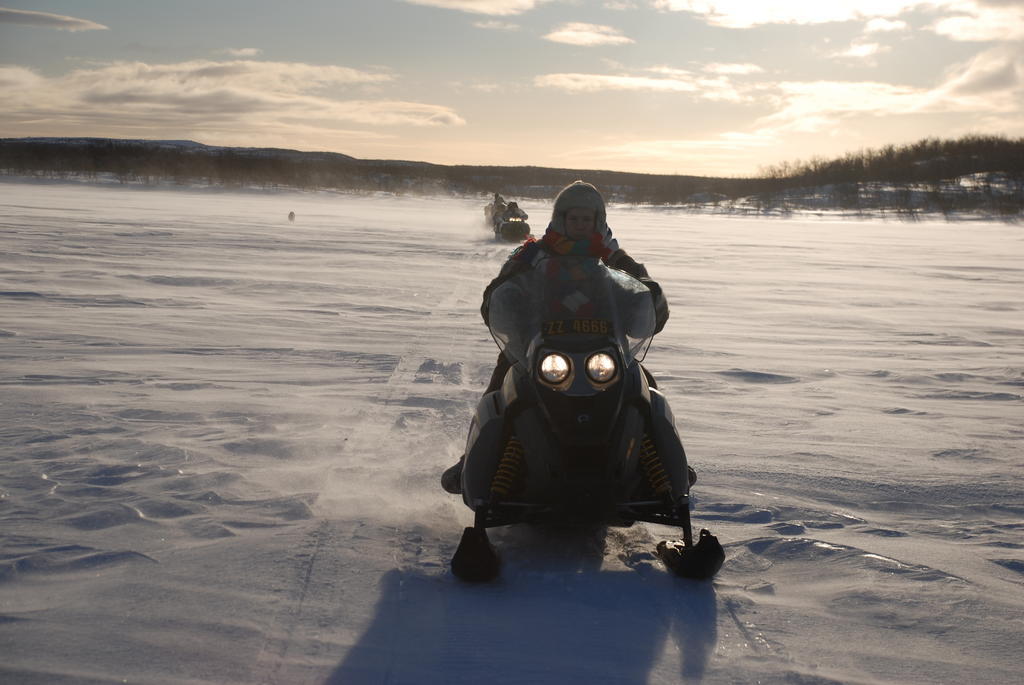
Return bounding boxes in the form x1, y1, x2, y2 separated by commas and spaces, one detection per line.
1, 180, 1021, 684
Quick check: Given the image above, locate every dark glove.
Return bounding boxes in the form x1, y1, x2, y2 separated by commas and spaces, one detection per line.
641, 278, 669, 334
606, 250, 650, 280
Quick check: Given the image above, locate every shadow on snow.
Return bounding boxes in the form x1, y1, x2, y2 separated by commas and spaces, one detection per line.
329, 525, 718, 684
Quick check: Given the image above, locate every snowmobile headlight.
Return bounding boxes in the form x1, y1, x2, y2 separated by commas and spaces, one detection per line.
539, 353, 571, 384
585, 353, 616, 383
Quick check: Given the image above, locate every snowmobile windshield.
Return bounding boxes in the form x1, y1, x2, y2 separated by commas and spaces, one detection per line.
487, 255, 656, 369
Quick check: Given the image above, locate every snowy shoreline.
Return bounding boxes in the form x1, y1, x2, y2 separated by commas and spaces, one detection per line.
2, 171, 1020, 224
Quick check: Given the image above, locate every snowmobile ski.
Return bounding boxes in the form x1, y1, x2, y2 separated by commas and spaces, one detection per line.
656, 529, 725, 580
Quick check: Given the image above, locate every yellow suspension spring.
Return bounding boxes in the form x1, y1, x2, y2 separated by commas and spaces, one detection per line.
490, 436, 525, 498
639, 435, 672, 496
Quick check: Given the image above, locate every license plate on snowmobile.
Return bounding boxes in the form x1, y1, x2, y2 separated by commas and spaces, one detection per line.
543, 318, 611, 336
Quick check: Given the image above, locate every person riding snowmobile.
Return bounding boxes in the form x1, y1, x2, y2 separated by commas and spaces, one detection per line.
442, 180, 670, 494
489, 193, 507, 223
501, 201, 528, 222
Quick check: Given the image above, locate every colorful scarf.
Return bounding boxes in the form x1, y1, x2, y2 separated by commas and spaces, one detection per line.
540, 227, 613, 259
512, 226, 613, 266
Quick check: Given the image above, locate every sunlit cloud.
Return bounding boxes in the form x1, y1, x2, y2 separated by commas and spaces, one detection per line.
554, 85, 929, 174
548, 41, 1023, 171
651, 0, 914, 29
220, 48, 263, 57
0, 60, 466, 139
448, 79, 503, 92
69, 60, 394, 95
0, 65, 44, 90
927, 44, 1024, 106
921, 44, 1024, 135
752, 80, 926, 136
932, 3, 1024, 41
865, 17, 908, 32
400, 0, 552, 15
704, 62, 764, 75
645, 65, 749, 100
538, 66, 751, 101
538, 35, 1022, 137
473, 20, 520, 30
0, 7, 108, 31
653, 0, 1024, 42
832, 41, 888, 59
753, 58, 1020, 136
543, 22, 634, 46
645, 65, 695, 78
535, 72, 697, 92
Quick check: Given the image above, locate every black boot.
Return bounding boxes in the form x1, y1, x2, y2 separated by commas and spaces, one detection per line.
441, 457, 464, 494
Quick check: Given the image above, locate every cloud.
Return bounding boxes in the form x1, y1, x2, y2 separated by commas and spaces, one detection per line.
704, 62, 764, 75
645, 65, 750, 100
644, 65, 694, 78
535, 72, 698, 92
0, 7, 108, 31
537, 35, 1023, 133
651, 0, 914, 29
653, 1, 1024, 42
752, 49, 1022, 135
865, 17, 908, 32
537, 66, 753, 101
759, 81, 925, 131
929, 44, 1024, 102
0, 60, 465, 136
473, 20, 520, 30
832, 41, 889, 59
0, 65, 44, 90
538, 28, 1024, 174
220, 48, 263, 57
932, 4, 1024, 41
399, 0, 551, 15
73, 60, 394, 96
543, 23, 634, 46
447, 78, 504, 93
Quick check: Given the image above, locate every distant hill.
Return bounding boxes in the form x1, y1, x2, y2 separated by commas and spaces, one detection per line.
2, 135, 1022, 217
0, 136, 719, 201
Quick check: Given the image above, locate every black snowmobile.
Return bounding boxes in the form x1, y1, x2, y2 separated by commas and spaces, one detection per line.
484, 200, 531, 242
451, 255, 725, 582
495, 215, 530, 242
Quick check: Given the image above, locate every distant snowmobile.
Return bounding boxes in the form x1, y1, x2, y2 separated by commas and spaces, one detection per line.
484, 199, 531, 242
450, 255, 725, 582
494, 215, 530, 241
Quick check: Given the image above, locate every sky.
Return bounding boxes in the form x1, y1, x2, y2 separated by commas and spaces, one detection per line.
1, 1, 1022, 176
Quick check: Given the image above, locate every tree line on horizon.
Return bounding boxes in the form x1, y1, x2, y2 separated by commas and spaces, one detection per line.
1, 134, 1022, 214
759, 134, 1024, 185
